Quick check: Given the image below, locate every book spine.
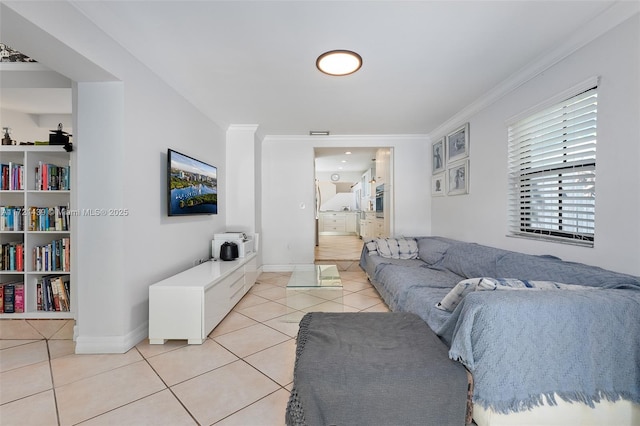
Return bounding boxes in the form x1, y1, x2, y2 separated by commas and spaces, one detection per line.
63, 277, 71, 310
9, 244, 15, 270
50, 277, 60, 311
42, 162, 47, 191
37, 281, 42, 311
16, 243, 23, 272
1, 164, 8, 190
14, 284, 24, 313
43, 277, 52, 311
3, 284, 15, 313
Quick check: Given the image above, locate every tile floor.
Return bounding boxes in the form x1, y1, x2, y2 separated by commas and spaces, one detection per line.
0, 248, 388, 425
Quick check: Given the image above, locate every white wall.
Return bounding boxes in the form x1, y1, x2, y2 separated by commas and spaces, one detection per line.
226, 124, 259, 235
261, 135, 429, 269
430, 14, 640, 276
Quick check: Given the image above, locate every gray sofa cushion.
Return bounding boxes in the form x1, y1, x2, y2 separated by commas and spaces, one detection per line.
373, 263, 463, 311
496, 252, 640, 288
416, 236, 455, 265
440, 242, 509, 278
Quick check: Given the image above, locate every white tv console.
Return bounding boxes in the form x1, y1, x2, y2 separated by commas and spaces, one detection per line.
148, 252, 258, 344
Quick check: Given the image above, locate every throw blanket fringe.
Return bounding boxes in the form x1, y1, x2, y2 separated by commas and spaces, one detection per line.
472, 389, 638, 414
285, 314, 312, 426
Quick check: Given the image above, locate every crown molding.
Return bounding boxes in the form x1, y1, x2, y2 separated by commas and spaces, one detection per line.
262, 134, 428, 143
227, 124, 259, 132
428, 2, 639, 141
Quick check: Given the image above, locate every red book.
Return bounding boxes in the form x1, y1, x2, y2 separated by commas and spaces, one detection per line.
16, 244, 23, 272
42, 163, 48, 191
14, 284, 24, 313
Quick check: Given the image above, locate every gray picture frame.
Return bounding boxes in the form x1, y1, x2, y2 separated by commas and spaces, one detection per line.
447, 160, 469, 196
432, 137, 445, 174
446, 123, 469, 163
431, 173, 446, 196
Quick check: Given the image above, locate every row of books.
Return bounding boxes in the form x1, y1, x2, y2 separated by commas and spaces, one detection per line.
36, 162, 71, 191
0, 238, 70, 272
29, 206, 70, 232
0, 162, 24, 190
1, 242, 24, 271
37, 275, 71, 312
0, 276, 71, 313
0, 162, 71, 191
1, 282, 25, 313
0, 205, 71, 232
34, 238, 70, 272
0, 206, 24, 231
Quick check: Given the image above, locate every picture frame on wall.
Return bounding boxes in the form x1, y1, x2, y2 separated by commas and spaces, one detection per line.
447, 160, 469, 196
432, 137, 445, 174
431, 173, 446, 196
447, 123, 469, 163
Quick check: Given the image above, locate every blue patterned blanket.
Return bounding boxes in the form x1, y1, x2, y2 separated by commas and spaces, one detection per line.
437, 287, 640, 413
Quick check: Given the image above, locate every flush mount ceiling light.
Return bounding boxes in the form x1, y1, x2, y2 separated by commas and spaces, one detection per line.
316, 50, 362, 76
310, 131, 330, 136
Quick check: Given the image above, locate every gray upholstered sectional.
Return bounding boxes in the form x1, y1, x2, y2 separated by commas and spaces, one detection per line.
359, 236, 640, 420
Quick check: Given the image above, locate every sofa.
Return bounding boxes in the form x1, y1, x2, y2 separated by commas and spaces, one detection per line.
360, 236, 640, 426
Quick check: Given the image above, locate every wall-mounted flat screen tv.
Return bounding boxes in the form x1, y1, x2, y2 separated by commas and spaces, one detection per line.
167, 149, 218, 216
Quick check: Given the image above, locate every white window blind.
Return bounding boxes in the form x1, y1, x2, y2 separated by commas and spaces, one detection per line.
507, 86, 597, 246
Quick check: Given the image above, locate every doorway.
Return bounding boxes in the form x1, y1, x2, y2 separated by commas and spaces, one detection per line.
314, 147, 393, 264
315, 234, 363, 261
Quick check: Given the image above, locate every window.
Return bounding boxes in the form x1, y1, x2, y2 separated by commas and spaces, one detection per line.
508, 85, 597, 246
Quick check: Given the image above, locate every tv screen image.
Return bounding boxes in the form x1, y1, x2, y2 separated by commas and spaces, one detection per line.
167, 149, 218, 216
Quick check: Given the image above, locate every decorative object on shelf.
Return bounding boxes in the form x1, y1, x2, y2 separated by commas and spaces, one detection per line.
49, 123, 73, 152
2, 127, 13, 145
219, 241, 239, 261
432, 137, 445, 174
331, 173, 340, 182
447, 122, 469, 163
431, 173, 445, 197
447, 160, 469, 196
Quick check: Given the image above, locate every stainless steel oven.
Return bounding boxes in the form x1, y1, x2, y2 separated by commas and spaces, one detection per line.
375, 184, 384, 218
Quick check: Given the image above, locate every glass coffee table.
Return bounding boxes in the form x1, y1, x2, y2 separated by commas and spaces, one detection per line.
287, 264, 342, 289
284, 265, 344, 317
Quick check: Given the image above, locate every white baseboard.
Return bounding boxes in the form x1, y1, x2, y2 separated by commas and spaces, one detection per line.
74, 321, 148, 354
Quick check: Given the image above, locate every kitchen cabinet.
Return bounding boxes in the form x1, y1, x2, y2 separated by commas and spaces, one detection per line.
360, 212, 387, 240
319, 212, 358, 235
375, 148, 391, 185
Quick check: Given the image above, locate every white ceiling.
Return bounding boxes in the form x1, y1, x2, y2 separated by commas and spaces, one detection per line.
67, 0, 615, 137
1, 1, 626, 172
315, 147, 377, 174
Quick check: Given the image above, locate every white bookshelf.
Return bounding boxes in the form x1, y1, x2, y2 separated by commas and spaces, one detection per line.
1, 145, 74, 318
